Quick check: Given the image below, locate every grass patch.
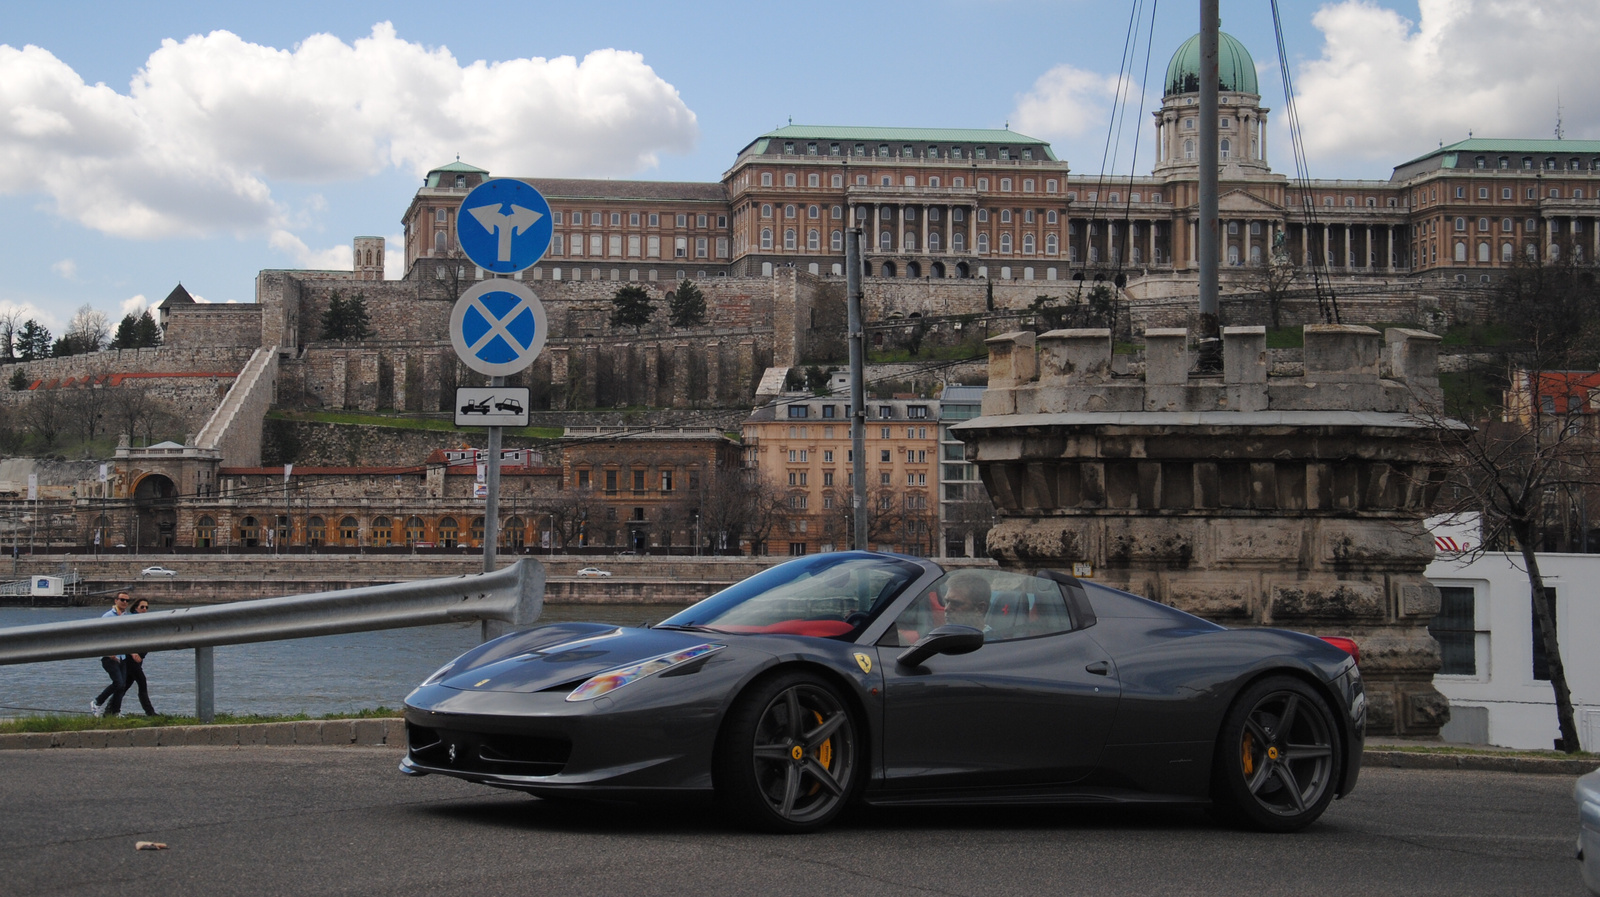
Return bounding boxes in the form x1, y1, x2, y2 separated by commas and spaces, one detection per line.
0, 706, 400, 734
866, 345, 987, 365
1373, 743, 1595, 761
1440, 321, 1514, 348
1265, 327, 1303, 349
269, 410, 562, 440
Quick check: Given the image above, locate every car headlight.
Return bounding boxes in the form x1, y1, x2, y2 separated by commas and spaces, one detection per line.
566, 643, 724, 702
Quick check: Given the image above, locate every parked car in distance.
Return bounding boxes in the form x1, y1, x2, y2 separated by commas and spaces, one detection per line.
140, 566, 178, 577
1579, 767, 1600, 895
494, 398, 523, 414
576, 567, 612, 577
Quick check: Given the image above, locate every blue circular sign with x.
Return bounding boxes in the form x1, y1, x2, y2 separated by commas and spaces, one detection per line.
449, 280, 548, 377
456, 178, 553, 274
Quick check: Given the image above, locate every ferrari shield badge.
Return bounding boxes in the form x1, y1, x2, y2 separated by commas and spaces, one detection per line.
853, 653, 872, 674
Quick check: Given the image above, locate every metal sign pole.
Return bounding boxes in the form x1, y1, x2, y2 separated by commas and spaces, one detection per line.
846, 228, 868, 551
483, 375, 504, 576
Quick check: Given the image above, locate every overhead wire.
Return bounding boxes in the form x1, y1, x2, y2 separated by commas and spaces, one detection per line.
1270, 0, 1340, 323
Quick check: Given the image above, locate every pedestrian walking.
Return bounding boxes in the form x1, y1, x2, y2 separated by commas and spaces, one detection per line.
89, 592, 131, 717
125, 598, 159, 716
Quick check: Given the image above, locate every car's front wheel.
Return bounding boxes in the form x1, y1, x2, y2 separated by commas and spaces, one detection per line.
1211, 675, 1341, 832
714, 670, 860, 833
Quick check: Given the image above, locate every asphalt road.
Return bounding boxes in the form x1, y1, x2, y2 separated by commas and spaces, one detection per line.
0, 745, 1585, 897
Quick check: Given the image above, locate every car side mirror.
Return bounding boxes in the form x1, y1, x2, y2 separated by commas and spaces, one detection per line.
896, 624, 984, 668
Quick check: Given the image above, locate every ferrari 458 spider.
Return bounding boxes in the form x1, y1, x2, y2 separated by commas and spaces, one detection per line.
401, 552, 1364, 833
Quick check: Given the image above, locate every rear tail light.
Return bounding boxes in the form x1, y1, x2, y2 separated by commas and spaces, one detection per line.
1320, 636, 1361, 666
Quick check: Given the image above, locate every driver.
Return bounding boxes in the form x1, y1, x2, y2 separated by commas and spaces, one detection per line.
941, 572, 992, 630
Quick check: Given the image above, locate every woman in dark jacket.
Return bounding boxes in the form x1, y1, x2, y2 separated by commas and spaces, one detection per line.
125, 599, 159, 716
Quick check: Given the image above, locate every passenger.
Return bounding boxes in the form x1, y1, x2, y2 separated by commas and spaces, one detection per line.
941, 572, 992, 631
125, 598, 159, 717
88, 592, 131, 717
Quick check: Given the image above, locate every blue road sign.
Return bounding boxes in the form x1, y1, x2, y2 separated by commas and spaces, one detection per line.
449, 280, 549, 377
456, 178, 553, 274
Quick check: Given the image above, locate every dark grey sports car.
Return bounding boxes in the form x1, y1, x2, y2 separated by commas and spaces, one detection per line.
401, 551, 1364, 833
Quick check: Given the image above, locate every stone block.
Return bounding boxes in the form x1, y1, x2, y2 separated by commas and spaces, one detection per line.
57, 731, 104, 750
262, 722, 297, 746
1384, 328, 1443, 409
128, 727, 161, 748
985, 331, 1037, 387
1404, 688, 1452, 732
1165, 578, 1254, 618
293, 721, 323, 744
1032, 384, 1144, 414
200, 725, 240, 746
1269, 579, 1385, 620
986, 519, 1095, 565
1356, 633, 1442, 674
321, 720, 356, 745
353, 719, 388, 746
1143, 329, 1189, 385
1401, 581, 1442, 616
1302, 324, 1380, 381
1037, 329, 1112, 385
1213, 521, 1303, 562
385, 719, 406, 745
1104, 520, 1198, 568
1320, 522, 1432, 568
980, 388, 1016, 416
1365, 689, 1396, 733
1222, 326, 1267, 385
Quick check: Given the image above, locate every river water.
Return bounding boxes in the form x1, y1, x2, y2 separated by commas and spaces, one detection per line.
0, 603, 689, 719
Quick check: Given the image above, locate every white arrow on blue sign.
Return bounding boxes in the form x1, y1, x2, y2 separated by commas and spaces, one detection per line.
449, 280, 549, 377
456, 178, 553, 274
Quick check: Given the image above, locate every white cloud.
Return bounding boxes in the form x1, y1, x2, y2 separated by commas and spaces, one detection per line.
51, 258, 77, 280
1011, 64, 1132, 141
1295, 0, 1600, 166
383, 234, 405, 281
119, 294, 155, 318
269, 230, 352, 270
0, 23, 697, 240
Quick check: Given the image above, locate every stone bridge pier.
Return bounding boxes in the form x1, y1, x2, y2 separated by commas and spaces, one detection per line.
952, 324, 1453, 736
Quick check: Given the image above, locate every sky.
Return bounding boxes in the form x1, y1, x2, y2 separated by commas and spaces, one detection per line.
2, 0, 1595, 335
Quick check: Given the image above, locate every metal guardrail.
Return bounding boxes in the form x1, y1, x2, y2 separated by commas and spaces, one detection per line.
0, 558, 546, 721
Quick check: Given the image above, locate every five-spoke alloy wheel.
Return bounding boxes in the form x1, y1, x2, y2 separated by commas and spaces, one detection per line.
715, 671, 859, 833
1212, 675, 1342, 832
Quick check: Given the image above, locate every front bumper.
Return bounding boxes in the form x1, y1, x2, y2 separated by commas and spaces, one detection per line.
399, 680, 725, 796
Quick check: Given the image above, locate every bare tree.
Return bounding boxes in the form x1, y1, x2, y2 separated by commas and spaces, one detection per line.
0, 306, 24, 363
542, 484, 603, 550
21, 389, 68, 447
69, 383, 115, 446
1240, 233, 1301, 329
1425, 253, 1600, 753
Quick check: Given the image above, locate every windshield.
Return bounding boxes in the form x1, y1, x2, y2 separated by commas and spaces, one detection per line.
659, 553, 925, 639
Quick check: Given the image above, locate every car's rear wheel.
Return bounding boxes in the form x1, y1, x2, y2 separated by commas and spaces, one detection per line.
714, 670, 859, 833
1211, 675, 1341, 832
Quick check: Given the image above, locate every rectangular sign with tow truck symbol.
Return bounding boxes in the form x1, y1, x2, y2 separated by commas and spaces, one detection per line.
454, 387, 531, 427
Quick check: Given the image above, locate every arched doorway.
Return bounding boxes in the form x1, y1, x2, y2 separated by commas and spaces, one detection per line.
906, 261, 922, 278
503, 516, 526, 550
931, 261, 946, 278
956, 261, 971, 278
131, 474, 178, 549
881, 261, 897, 277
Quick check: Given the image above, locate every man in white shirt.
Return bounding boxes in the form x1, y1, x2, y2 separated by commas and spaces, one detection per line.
88, 592, 132, 717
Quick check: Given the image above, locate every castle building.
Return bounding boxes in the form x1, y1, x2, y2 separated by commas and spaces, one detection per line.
399, 31, 1600, 295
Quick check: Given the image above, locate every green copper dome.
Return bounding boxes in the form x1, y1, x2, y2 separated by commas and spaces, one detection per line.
1165, 31, 1259, 97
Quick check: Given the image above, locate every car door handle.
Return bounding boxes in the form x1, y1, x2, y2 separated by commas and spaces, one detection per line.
1085, 661, 1110, 676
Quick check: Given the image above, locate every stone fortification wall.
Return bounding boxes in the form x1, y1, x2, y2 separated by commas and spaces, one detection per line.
0, 347, 256, 386
276, 331, 771, 416
959, 324, 1453, 736
163, 305, 263, 348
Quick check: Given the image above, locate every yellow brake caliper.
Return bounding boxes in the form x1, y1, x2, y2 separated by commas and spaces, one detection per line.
808, 711, 833, 795
1242, 730, 1255, 776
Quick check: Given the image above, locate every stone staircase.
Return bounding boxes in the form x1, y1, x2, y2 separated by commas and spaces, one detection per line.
194, 346, 278, 466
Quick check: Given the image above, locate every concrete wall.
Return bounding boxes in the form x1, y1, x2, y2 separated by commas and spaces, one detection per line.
1427, 548, 1600, 751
